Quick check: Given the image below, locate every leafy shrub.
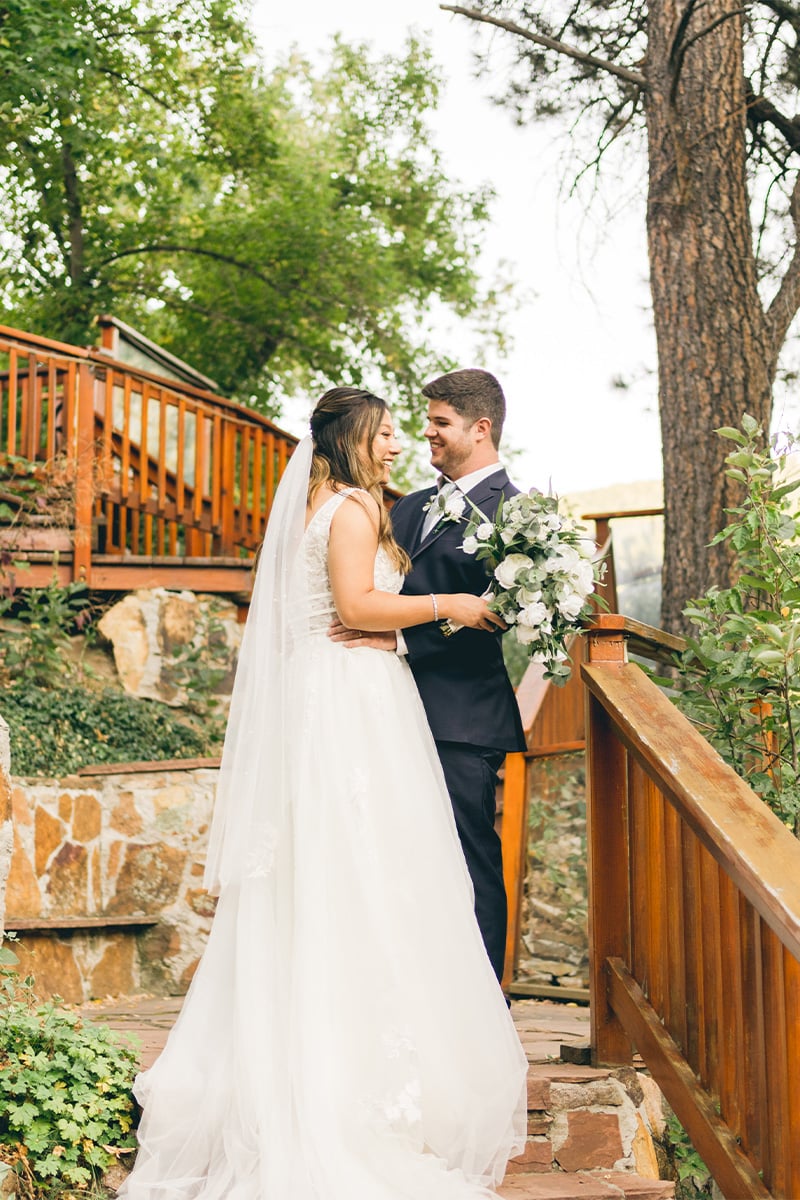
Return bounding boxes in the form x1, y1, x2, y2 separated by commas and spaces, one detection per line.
662, 1111, 713, 1199
0, 567, 224, 773
0, 943, 138, 1197
673, 416, 800, 835
0, 578, 95, 689
4, 682, 212, 776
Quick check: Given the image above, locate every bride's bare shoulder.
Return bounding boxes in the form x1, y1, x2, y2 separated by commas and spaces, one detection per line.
305, 485, 339, 526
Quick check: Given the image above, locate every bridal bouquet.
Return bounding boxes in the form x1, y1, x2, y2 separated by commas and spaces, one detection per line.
461, 489, 599, 685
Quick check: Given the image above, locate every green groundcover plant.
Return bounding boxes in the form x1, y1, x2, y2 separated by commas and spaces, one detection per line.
0, 568, 222, 775
672, 415, 800, 835
0, 942, 138, 1197
4, 682, 211, 777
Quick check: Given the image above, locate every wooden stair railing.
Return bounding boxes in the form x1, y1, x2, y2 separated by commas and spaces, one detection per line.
583, 613, 800, 1200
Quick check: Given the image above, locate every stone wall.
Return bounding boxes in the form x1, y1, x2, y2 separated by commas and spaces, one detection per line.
5, 764, 218, 1002
516, 752, 589, 993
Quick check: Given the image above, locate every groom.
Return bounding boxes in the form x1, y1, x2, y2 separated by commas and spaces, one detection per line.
390, 369, 525, 982
334, 368, 525, 981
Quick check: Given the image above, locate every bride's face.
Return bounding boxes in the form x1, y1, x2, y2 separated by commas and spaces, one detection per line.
362, 410, 401, 483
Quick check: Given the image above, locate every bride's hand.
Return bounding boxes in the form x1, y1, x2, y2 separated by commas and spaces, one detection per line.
441, 594, 506, 632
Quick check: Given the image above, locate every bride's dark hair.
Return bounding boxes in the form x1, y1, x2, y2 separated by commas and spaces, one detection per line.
309, 387, 410, 573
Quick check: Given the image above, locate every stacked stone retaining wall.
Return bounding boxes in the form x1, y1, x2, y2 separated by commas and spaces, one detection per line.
5, 764, 218, 1002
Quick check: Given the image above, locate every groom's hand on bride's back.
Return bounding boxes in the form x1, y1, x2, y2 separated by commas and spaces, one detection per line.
328, 619, 397, 651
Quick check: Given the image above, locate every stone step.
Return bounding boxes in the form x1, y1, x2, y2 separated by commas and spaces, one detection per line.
499, 1056, 675, 1194
498, 1169, 675, 1198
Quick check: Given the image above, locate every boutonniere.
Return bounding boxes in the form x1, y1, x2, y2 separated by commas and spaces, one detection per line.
422, 486, 467, 527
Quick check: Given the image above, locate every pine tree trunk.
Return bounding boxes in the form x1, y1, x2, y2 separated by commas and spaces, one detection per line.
645, 0, 773, 634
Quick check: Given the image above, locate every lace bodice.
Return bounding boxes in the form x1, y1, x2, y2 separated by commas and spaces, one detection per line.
297, 490, 403, 636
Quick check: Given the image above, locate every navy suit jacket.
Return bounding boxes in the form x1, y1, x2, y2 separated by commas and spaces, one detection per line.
391, 468, 526, 753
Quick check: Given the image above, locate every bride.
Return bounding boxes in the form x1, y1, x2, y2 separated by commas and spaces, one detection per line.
120, 387, 528, 1199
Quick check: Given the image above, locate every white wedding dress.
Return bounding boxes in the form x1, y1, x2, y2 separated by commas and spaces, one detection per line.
121, 489, 528, 1200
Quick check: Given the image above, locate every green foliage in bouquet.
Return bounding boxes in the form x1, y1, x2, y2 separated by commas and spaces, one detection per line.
0, 941, 138, 1196
673, 415, 800, 835
462, 490, 599, 685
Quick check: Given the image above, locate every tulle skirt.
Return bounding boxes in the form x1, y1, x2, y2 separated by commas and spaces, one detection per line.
120, 638, 528, 1199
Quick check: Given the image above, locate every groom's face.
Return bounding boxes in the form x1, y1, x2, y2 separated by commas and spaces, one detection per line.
424, 400, 481, 480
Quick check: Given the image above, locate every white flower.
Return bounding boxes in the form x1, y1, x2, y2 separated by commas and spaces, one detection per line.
516, 625, 542, 645
518, 600, 548, 628
494, 553, 533, 588
546, 543, 581, 573
557, 592, 585, 619
443, 491, 466, 520
477, 522, 493, 539
570, 558, 595, 595
462, 535, 479, 555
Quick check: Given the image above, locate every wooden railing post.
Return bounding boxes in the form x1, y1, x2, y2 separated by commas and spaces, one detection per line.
501, 750, 528, 992
73, 363, 95, 584
592, 516, 619, 613
584, 615, 633, 1065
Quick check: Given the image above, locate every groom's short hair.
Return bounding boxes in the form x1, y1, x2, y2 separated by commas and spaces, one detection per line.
421, 368, 506, 448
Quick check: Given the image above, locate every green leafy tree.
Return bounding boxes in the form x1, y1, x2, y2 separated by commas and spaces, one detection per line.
674, 416, 800, 834
443, 1, 800, 632
0, 0, 500, 430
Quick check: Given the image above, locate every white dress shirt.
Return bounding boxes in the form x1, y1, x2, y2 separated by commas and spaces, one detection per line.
396, 462, 504, 654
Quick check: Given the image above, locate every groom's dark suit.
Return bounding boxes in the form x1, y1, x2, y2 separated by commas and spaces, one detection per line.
391, 467, 525, 981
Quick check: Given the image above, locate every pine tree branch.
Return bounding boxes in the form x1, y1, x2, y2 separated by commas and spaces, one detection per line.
757, 0, 800, 37
746, 85, 800, 157
766, 174, 800, 366
439, 5, 646, 89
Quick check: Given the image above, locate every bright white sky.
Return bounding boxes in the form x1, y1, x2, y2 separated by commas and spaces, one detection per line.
250, 0, 662, 493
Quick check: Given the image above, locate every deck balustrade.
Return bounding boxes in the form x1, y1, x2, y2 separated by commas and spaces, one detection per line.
0, 324, 299, 593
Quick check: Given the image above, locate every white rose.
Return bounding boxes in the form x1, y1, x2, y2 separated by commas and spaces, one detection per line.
518, 600, 548, 628
569, 558, 595, 596
444, 491, 466, 519
494, 553, 534, 588
557, 592, 584, 619
462, 535, 479, 555
477, 522, 493, 539
546, 543, 580, 572
516, 624, 541, 645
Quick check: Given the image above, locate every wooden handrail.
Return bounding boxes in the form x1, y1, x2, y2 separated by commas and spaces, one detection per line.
584, 613, 800, 1199
581, 507, 664, 521
587, 612, 686, 663
0, 323, 93, 360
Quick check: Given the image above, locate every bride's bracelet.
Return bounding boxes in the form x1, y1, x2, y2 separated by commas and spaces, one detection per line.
430, 593, 439, 622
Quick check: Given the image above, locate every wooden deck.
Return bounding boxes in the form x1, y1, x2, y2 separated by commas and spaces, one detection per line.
0, 323, 300, 594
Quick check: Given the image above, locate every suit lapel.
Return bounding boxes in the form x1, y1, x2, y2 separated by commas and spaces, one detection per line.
411, 470, 511, 561
407, 487, 438, 552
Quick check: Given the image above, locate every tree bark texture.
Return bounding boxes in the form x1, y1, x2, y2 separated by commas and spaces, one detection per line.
645, 0, 773, 633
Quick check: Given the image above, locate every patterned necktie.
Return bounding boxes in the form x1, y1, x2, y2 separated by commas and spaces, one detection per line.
420, 479, 457, 543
